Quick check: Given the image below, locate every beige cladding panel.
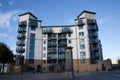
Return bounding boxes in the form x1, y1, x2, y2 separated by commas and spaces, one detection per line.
19, 15, 29, 21
79, 13, 95, 19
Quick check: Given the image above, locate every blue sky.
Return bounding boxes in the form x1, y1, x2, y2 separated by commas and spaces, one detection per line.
0, 0, 120, 63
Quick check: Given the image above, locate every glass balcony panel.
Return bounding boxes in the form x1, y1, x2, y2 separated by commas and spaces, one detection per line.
18, 28, 26, 33
29, 21, 38, 27
42, 28, 53, 34
19, 21, 27, 27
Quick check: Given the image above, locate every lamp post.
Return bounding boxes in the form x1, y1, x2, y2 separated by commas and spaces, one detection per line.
65, 46, 74, 79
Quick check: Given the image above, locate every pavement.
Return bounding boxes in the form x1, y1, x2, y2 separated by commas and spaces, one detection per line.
0, 71, 120, 80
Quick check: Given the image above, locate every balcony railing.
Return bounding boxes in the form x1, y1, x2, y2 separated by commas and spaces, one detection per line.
91, 53, 99, 59
60, 29, 73, 33
47, 54, 57, 60
58, 50, 66, 53
87, 19, 96, 25
16, 48, 25, 53
48, 37, 57, 40
88, 26, 98, 31
90, 47, 99, 51
16, 41, 25, 46
89, 33, 97, 37
58, 42, 67, 46
42, 28, 53, 34
19, 21, 27, 27
58, 54, 65, 59
18, 28, 26, 33
29, 21, 38, 27
89, 39, 98, 44
47, 50, 57, 53
17, 34, 26, 39
58, 37, 66, 40
48, 43, 57, 47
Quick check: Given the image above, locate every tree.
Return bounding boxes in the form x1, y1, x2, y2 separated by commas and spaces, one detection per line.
0, 42, 14, 74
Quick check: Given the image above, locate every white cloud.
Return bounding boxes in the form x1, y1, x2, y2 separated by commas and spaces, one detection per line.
0, 3, 2, 7
0, 33, 8, 37
9, 0, 14, 6
0, 10, 20, 29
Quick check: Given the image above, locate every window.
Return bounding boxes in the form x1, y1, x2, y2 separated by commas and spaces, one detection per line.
29, 33, 35, 64
43, 53, 46, 58
44, 40, 46, 44
80, 38, 85, 42
44, 47, 46, 50
68, 33, 71, 37
80, 52, 86, 58
79, 32, 84, 36
80, 52, 86, 63
80, 44, 85, 49
80, 59, 86, 63
68, 40, 71, 44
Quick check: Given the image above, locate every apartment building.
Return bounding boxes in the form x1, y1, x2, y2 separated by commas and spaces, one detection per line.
16, 10, 103, 72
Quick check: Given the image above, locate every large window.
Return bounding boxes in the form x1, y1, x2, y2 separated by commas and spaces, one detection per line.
29, 33, 35, 64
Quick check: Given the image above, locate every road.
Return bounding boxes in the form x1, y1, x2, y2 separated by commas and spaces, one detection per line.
0, 71, 120, 80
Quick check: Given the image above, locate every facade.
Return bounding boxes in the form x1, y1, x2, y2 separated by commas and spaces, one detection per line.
16, 10, 103, 72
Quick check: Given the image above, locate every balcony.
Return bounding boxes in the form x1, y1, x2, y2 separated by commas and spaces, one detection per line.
87, 19, 96, 25
60, 28, 73, 33
48, 43, 57, 47
42, 28, 53, 34
17, 34, 26, 39
88, 26, 98, 31
89, 39, 98, 44
18, 28, 26, 33
16, 47, 25, 53
90, 47, 99, 51
48, 48, 57, 53
19, 21, 27, 27
91, 53, 99, 59
89, 33, 97, 37
16, 41, 25, 46
58, 42, 67, 47
58, 50, 65, 53
48, 37, 57, 40
58, 36, 66, 40
29, 21, 38, 27
47, 54, 57, 60
58, 54, 65, 59
77, 19, 85, 26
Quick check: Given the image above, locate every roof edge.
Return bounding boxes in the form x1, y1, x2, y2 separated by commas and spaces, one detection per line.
77, 10, 96, 18
19, 12, 38, 19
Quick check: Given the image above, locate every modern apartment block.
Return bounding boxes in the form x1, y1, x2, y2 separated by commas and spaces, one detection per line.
16, 10, 103, 72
